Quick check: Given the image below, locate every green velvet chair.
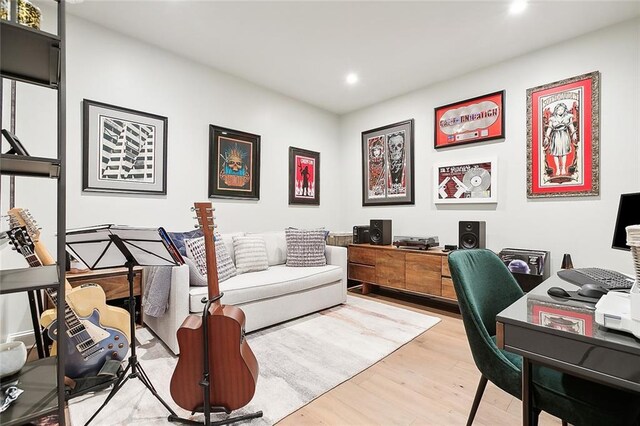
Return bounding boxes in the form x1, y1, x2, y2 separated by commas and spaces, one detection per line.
448, 249, 640, 426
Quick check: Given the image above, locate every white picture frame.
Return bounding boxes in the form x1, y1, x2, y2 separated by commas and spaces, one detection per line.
433, 158, 498, 204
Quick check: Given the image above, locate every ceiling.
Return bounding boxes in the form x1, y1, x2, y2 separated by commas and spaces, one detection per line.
66, 1, 640, 114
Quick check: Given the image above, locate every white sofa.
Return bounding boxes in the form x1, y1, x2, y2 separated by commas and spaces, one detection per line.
143, 231, 347, 354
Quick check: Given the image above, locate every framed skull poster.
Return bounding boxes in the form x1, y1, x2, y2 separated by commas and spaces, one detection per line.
208, 125, 260, 200
361, 119, 415, 206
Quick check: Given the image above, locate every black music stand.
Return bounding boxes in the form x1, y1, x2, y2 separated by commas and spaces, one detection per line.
66, 225, 181, 425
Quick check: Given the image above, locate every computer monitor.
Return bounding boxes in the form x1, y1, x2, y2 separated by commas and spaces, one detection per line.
612, 192, 640, 251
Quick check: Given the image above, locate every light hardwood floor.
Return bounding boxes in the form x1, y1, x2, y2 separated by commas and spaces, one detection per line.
279, 288, 560, 425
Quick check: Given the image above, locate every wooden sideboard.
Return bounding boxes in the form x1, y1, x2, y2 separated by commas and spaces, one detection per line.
348, 244, 457, 302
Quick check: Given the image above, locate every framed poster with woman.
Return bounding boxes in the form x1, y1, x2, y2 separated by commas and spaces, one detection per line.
527, 72, 600, 198
289, 147, 320, 205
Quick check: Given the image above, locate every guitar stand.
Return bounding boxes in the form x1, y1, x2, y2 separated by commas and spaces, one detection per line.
168, 293, 263, 426
84, 257, 178, 425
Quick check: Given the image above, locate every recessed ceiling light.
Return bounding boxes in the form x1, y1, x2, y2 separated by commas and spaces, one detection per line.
509, 0, 527, 14
346, 73, 359, 85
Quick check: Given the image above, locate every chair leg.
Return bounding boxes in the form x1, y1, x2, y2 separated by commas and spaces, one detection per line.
466, 376, 488, 426
532, 408, 540, 426
561, 421, 568, 426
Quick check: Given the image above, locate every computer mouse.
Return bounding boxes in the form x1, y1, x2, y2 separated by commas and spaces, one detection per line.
547, 286, 571, 298
577, 284, 609, 299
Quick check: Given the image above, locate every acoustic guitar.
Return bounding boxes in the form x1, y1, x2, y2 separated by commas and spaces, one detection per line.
7, 209, 130, 379
170, 202, 259, 413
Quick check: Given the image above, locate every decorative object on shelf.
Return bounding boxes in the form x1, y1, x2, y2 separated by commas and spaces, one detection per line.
527, 71, 600, 198
434, 158, 497, 204
288, 147, 320, 205
82, 100, 168, 195
361, 119, 415, 206
561, 253, 574, 269
209, 125, 260, 200
434, 90, 505, 149
0, 341, 27, 378
0, 0, 41, 29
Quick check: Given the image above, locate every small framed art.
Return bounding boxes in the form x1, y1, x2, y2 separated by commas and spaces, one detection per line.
82, 99, 168, 195
434, 158, 497, 204
434, 90, 505, 149
527, 71, 600, 198
208, 125, 261, 200
361, 119, 415, 206
289, 147, 320, 205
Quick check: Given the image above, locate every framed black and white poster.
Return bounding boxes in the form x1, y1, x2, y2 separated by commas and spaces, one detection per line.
82, 99, 168, 195
361, 119, 415, 206
208, 125, 261, 200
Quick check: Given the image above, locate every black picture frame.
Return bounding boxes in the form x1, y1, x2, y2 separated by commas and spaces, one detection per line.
208, 125, 261, 200
82, 99, 168, 195
361, 119, 415, 206
434, 90, 505, 149
288, 147, 320, 205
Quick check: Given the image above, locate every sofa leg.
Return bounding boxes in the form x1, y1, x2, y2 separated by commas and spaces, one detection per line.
467, 375, 488, 426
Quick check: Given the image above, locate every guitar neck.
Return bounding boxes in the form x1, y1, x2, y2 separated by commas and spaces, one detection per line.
32, 239, 73, 291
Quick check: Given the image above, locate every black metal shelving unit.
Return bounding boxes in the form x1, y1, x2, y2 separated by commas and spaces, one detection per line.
0, 0, 66, 424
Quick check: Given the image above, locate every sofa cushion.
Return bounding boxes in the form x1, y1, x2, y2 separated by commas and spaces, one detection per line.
249, 231, 287, 266
184, 235, 237, 283
219, 232, 245, 265
188, 264, 342, 311
233, 235, 269, 274
168, 229, 204, 256
285, 228, 327, 267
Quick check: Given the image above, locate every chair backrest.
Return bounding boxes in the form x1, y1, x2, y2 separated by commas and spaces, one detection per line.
448, 249, 525, 396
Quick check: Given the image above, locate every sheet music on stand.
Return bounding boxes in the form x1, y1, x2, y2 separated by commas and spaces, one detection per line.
65, 225, 181, 269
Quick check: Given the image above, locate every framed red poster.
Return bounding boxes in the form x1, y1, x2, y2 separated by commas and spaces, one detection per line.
529, 299, 595, 337
434, 90, 505, 149
527, 72, 600, 198
289, 147, 320, 205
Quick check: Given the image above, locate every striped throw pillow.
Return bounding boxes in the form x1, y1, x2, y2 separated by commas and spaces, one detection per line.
285, 228, 327, 267
184, 234, 237, 283
233, 236, 269, 274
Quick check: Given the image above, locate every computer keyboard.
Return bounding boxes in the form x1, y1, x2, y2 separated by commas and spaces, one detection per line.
557, 268, 635, 289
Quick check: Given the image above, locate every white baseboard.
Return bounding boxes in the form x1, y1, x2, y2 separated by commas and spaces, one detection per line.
7, 330, 36, 348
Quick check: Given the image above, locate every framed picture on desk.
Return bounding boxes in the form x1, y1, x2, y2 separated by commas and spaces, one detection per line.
528, 298, 595, 337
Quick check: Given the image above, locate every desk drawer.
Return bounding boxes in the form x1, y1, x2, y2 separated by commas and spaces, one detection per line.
441, 256, 451, 277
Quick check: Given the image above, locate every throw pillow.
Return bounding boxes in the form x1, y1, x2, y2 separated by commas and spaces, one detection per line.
233, 236, 269, 274
184, 234, 237, 283
285, 228, 327, 267
168, 229, 204, 256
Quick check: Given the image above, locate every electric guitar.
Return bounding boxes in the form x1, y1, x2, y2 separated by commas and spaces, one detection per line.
7, 209, 131, 379
170, 202, 259, 412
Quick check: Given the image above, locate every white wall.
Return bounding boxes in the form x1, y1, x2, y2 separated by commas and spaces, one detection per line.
1, 15, 341, 340
339, 18, 640, 275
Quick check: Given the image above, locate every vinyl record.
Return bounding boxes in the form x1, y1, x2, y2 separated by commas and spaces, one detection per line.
463, 168, 491, 192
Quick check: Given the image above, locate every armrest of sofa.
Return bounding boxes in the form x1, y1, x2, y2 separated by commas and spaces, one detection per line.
143, 263, 189, 355
325, 245, 348, 300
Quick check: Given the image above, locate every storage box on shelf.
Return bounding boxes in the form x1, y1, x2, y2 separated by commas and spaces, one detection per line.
348, 244, 457, 303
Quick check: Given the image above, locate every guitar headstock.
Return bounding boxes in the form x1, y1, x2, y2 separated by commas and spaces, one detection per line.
192, 202, 216, 239
7, 226, 35, 255
7, 208, 40, 242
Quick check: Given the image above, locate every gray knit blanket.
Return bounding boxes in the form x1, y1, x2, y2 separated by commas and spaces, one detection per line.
142, 266, 173, 317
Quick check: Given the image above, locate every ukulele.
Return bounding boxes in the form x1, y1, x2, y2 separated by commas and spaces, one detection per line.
7, 209, 130, 379
170, 202, 259, 413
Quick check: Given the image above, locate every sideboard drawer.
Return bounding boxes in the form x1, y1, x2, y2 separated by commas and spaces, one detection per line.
441, 277, 457, 300
348, 245, 377, 266
348, 263, 376, 283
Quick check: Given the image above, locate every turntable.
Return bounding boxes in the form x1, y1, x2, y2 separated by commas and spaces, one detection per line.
393, 236, 439, 250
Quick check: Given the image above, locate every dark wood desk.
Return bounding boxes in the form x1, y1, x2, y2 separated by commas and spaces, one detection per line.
496, 276, 640, 425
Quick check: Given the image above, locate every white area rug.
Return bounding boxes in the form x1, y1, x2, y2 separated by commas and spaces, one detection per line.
68, 296, 441, 425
